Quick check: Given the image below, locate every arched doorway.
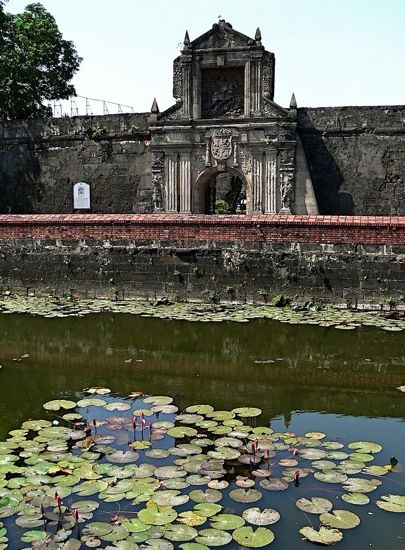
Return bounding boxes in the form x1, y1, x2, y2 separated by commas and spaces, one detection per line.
193, 166, 250, 214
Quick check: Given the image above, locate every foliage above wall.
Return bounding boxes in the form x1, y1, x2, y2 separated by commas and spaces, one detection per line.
0, 1, 82, 120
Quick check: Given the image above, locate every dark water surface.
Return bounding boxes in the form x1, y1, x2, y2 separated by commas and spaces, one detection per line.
1, 313, 405, 549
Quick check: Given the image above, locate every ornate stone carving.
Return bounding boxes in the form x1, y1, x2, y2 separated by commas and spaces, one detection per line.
201, 68, 244, 118
152, 151, 165, 170
152, 172, 164, 211
195, 21, 250, 50
261, 52, 274, 100
211, 128, 233, 161
204, 138, 211, 166
240, 149, 253, 174
261, 98, 288, 118
172, 57, 182, 100
280, 163, 295, 211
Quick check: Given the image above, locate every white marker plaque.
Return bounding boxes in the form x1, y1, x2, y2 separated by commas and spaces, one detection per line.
73, 182, 91, 209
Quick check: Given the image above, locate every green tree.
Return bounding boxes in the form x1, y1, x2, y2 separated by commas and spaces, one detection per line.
0, 1, 82, 119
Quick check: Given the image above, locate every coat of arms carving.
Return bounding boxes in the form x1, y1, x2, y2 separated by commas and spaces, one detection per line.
211, 128, 233, 160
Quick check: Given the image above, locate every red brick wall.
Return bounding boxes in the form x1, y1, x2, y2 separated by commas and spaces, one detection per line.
0, 214, 404, 244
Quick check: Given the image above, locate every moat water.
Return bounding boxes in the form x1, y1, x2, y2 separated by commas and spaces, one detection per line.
1, 313, 405, 549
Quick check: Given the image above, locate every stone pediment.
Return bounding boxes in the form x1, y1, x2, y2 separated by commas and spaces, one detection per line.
190, 20, 256, 50
262, 97, 289, 118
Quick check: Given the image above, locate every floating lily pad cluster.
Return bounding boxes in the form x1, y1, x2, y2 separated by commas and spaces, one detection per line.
0, 390, 402, 549
1, 295, 404, 332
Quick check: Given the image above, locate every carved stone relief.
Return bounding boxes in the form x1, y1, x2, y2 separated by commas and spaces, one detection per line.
240, 149, 253, 174
152, 172, 164, 211
279, 160, 295, 211
152, 151, 165, 171
195, 21, 250, 50
201, 68, 244, 118
172, 58, 182, 100
151, 151, 165, 212
211, 128, 233, 161
261, 52, 274, 99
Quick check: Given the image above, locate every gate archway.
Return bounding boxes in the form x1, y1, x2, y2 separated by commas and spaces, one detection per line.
193, 166, 251, 214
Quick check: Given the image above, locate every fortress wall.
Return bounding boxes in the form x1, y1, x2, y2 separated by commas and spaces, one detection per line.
0, 214, 404, 304
298, 106, 405, 215
0, 114, 152, 214
1, 106, 404, 216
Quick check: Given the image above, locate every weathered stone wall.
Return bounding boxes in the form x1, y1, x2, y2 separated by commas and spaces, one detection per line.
0, 114, 151, 214
0, 214, 404, 304
1, 105, 404, 215
298, 106, 405, 215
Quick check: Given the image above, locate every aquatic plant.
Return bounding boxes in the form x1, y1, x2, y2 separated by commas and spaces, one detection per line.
1, 295, 405, 333
0, 390, 403, 548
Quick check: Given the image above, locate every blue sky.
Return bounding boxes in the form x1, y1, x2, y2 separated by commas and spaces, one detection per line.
6, 0, 405, 115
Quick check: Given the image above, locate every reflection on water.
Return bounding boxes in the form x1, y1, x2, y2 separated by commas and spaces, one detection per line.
1, 313, 405, 549
0, 313, 404, 436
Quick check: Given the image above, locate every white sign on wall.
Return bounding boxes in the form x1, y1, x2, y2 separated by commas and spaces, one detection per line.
73, 182, 91, 210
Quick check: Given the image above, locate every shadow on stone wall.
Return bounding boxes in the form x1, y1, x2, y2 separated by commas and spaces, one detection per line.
298, 109, 354, 215
0, 142, 42, 213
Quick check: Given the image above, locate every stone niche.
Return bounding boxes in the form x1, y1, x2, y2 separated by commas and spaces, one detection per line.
149, 20, 318, 215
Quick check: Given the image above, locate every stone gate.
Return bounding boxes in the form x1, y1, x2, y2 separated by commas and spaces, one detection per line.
149, 20, 318, 215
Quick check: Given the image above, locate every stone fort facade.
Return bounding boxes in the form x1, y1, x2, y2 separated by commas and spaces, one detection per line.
0, 21, 404, 216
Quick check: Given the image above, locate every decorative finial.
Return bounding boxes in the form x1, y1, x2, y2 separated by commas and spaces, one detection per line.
255, 27, 262, 44
183, 30, 190, 47
151, 98, 159, 114
289, 93, 297, 109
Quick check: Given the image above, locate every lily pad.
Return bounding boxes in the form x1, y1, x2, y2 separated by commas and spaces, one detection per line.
232, 407, 262, 418
100, 525, 130, 542
193, 504, 222, 518
305, 432, 326, 440
376, 494, 405, 512
299, 448, 327, 460
194, 528, 232, 546
143, 396, 173, 405
21, 530, 48, 543
314, 471, 348, 484
104, 402, 132, 411
296, 497, 333, 514
229, 488, 262, 503
299, 526, 343, 545
80, 521, 115, 538
347, 441, 382, 454
232, 526, 275, 548
341, 492, 370, 505
138, 507, 178, 526
189, 489, 222, 503
242, 508, 280, 526
77, 398, 107, 407
177, 511, 207, 527
320, 510, 360, 529
107, 451, 140, 464
342, 477, 381, 493
85, 387, 112, 395
168, 427, 197, 438
259, 479, 288, 491
140, 541, 173, 550
152, 490, 189, 507
163, 525, 198, 542
43, 399, 76, 411
179, 544, 209, 550
185, 405, 214, 415
210, 514, 245, 530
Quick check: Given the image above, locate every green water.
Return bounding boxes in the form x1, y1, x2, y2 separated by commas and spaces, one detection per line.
1, 313, 405, 549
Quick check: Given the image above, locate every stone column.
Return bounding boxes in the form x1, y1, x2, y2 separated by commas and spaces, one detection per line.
181, 57, 192, 119
166, 156, 178, 212
264, 151, 277, 213
179, 153, 192, 213
250, 58, 262, 116
252, 155, 263, 213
